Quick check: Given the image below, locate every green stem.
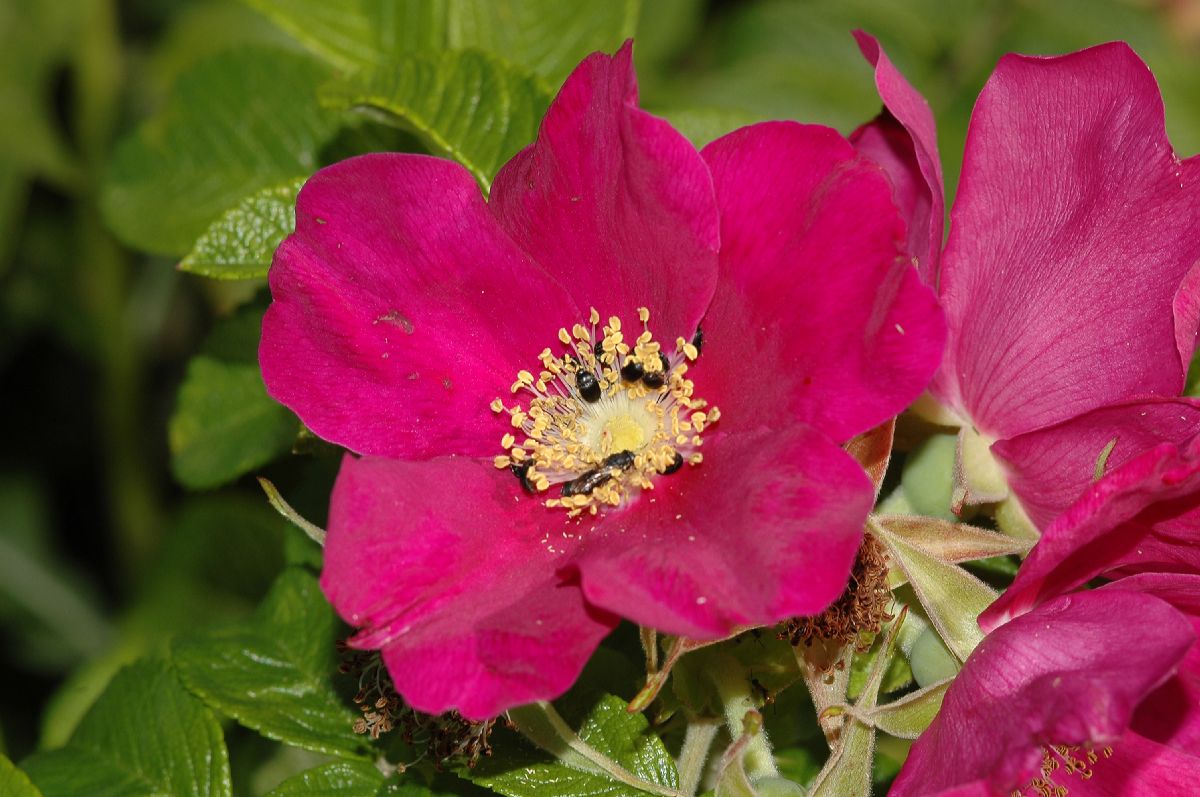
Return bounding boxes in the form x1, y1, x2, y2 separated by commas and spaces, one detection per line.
708, 652, 778, 780
75, 0, 163, 578
677, 717, 720, 796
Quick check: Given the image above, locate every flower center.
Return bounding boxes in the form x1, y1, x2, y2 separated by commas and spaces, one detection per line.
491, 307, 718, 517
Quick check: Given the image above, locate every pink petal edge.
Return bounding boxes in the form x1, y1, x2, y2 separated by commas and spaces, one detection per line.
851, 30, 945, 287
489, 41, 720, 345
322, 454, 617, 719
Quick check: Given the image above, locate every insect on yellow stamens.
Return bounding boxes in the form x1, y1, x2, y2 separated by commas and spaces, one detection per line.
491, 309, 718, 517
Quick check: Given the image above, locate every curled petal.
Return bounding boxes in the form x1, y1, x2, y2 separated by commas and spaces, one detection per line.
698, 121, 945, 442
994, 397, 1200, 528
489, 41, 719, 344
574, 424, 874, 638
983, 434, 1200, 631
262, 154, 577, 459
850, 30, 945, 286
934, 42, 1200, 436
322, 455, 617, 719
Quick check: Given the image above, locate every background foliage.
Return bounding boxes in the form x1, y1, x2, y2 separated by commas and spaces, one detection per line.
3, 0, 1200, 794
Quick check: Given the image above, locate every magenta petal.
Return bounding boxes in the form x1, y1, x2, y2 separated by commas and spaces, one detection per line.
1020, 732, 1200, 797
489, 42, 719, 343
889, 590, 1195, 797
934, 43, 1200, 437
1176, 261, 1200, 374
851, 30, 945, 286
994, 397, 1200, 527
573, 425, 873, 639
1106, 573, 1200, 755
321, 455, 617, 719
982, 436, 1200, 633
262, 154, 578, 459
698, 121, 945, 441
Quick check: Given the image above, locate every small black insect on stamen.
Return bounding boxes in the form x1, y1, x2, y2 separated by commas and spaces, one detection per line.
691, 326, 704, 355
561, 467, 612, 497
593, 341, 606, 362
561, 450, 635, 497
510, 461, 535, 493
661, 452, 684, 475
642, 352, 671, 389
576, 369, 601, 402
602, 450, 636, 470
619, 359, 644, 382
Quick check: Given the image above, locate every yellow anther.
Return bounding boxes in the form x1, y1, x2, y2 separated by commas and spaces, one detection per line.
682, 343, 699, 361
495, 309, 718, 516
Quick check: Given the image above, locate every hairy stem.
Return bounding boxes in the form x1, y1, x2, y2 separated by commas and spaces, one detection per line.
708, 652, 778, 780
677, 716, 721, 796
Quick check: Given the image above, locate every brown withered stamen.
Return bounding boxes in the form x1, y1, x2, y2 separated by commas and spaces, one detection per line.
338, 642, 498, 768
781, 532, 892, 654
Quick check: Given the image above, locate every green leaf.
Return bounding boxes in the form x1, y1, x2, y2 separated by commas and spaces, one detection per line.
169, 355, 296, 489
265, 760, 384, 796
0, 754, 42, 797
320, 49, 551, 192
102, 47, 341, 256
874, 515, 1030, 564
473, 696, 679, 797
873, 521, 996, 662
180, 177, 305, 279
446, 0, 640, 87
172, 568, 370, 759
246, 0, 638, 89
863, 680, 950, 740
244, 0, 446, 72
22, 659, 231, 797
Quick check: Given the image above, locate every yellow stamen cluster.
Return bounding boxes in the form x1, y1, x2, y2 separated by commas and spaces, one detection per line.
491, 307, 718, 517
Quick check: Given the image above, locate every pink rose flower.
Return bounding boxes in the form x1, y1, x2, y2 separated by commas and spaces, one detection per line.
856, 32, 1200, 528
259, 43, 945, 718
890, 434, 1200, 796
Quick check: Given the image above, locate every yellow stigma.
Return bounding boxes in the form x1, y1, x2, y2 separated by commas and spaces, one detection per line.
491, 308, 718, 517
601, 415, 646, 454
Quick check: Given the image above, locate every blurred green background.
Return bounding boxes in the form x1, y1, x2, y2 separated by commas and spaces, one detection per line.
2, 0, 1199, 784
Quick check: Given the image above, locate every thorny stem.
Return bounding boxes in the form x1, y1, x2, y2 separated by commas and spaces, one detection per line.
708, 652, 779, 780
677, 717, 721, 796
509, 702, 687, 797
